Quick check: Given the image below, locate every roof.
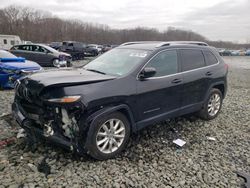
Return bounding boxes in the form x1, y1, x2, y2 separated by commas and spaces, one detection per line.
118, 41, 209, 50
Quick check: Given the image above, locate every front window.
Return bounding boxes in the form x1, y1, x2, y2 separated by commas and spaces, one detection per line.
84, 48, 150, 76
145, 50, 178, 77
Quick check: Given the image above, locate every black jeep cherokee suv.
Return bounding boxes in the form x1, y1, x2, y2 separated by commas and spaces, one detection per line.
12, 41, 228, 160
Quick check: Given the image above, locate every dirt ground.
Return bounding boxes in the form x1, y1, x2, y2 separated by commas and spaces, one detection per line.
0, 56, 249, 188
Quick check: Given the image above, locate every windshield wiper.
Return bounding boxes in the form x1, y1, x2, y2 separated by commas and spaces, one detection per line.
86, 69, 106, 75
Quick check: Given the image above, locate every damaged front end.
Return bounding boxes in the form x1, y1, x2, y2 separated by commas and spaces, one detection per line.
12, 80, 87, 154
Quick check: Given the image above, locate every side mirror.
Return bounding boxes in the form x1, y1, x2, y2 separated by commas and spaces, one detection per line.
139, 67, 156, 80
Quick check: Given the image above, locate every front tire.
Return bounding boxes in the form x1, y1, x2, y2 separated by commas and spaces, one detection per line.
52, 58, 60, 67
199, 88, 223, 120
85, 112, 130, 160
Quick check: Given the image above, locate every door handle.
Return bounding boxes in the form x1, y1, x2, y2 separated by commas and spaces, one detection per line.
206, 71, 213, 76
171, 78, 182, 84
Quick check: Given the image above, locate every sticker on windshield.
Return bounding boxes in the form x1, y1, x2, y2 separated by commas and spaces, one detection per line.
129, 52, 148, 58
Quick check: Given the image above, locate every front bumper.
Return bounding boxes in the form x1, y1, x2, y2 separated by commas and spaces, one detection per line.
12, 102, 84, 153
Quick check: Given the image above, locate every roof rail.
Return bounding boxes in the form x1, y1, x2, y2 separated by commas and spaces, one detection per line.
120, 41, 161, 46
156, 41, 209, 47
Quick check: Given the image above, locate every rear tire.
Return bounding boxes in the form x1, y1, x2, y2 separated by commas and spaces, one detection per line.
198, 88, 223, 120
85, 112, 130, 160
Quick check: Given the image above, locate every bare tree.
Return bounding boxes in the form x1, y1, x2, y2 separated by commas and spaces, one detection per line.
0, 5, 249, 49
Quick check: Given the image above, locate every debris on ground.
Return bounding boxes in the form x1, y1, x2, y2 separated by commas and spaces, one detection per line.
16, 128, 26, 139
0, 113, 8, 118
37, 156, 51, 178
236, 171, 250, 188
173, 138, 186, 147
206, 136, 216, 141
27, 163, 38, 173
0, 137, 16, 149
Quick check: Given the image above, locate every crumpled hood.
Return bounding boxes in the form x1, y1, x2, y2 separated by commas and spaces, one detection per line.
26, 68, 116, 87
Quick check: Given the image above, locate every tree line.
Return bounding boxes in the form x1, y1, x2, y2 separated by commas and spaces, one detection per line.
0, 6, 249, 49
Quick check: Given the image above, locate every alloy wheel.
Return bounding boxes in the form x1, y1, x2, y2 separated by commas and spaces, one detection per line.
207, 93, 221, 117
96, 118, 126, 154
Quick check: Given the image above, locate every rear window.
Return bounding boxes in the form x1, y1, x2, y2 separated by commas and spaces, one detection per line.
203, 50, 218, 65
180, 49, 205, 71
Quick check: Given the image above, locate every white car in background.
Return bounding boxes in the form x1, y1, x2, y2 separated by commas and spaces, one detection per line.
87, 44, 103, 53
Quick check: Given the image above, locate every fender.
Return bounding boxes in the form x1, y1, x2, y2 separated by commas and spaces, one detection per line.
204, 80, 226, 101
86, 104, 137, 132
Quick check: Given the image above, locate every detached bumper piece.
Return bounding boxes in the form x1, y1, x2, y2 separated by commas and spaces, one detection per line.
12, 101, 85, 154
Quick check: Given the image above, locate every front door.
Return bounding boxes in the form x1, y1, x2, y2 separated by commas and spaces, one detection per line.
136, 50, 183, 126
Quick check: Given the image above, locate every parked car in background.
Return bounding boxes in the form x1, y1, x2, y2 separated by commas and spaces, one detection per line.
246, 49, 250, 56
0, 35, 21, 50
102, 44, 112, 53
239, 50, 246, 56
111, 45, 119, 48
84, 45, 99, 57
231, 50, 240, 56
49, 42, 62, 50
12, 41, 228, 160
60, 41, 86, 60
218, 49, 231, 56
10, 44, 71, 67
87, 44, 102, 54
231, 50, 246, 56
0, 50, 42, 89
23, 41, 32, 45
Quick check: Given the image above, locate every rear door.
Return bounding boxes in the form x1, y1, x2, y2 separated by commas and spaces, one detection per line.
11, 45, 32, 60
136, 50, 183, 123
179, 49, 210, 110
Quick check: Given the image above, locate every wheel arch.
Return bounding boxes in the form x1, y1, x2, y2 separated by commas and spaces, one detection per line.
86, 104, 137, 133
204, 81, 226, 101
212, 84, 225, 98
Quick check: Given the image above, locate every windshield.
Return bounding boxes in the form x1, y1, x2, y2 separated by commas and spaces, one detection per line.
0, 50, 17, 58
41, 45, 58, 53
84, 48, 150, 76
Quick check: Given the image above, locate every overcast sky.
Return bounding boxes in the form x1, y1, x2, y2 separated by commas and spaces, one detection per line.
1, 0, 249, 42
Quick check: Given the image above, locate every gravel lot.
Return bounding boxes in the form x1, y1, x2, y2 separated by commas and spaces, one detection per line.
0, 56, 249, 188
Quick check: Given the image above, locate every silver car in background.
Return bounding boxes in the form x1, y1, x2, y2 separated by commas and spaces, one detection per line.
10, 44, 72, 67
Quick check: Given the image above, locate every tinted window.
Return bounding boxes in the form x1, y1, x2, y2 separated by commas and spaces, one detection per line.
3, 39, 7, 44
180, 49, 205, 71
10, 40, 15, 45
32, 45, 48, 53
203, 50, 218, 65
18, 45, 32, 51
146, 50, 178, 77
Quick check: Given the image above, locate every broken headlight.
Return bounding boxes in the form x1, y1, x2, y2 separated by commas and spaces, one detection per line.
47, 96, 81, 103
